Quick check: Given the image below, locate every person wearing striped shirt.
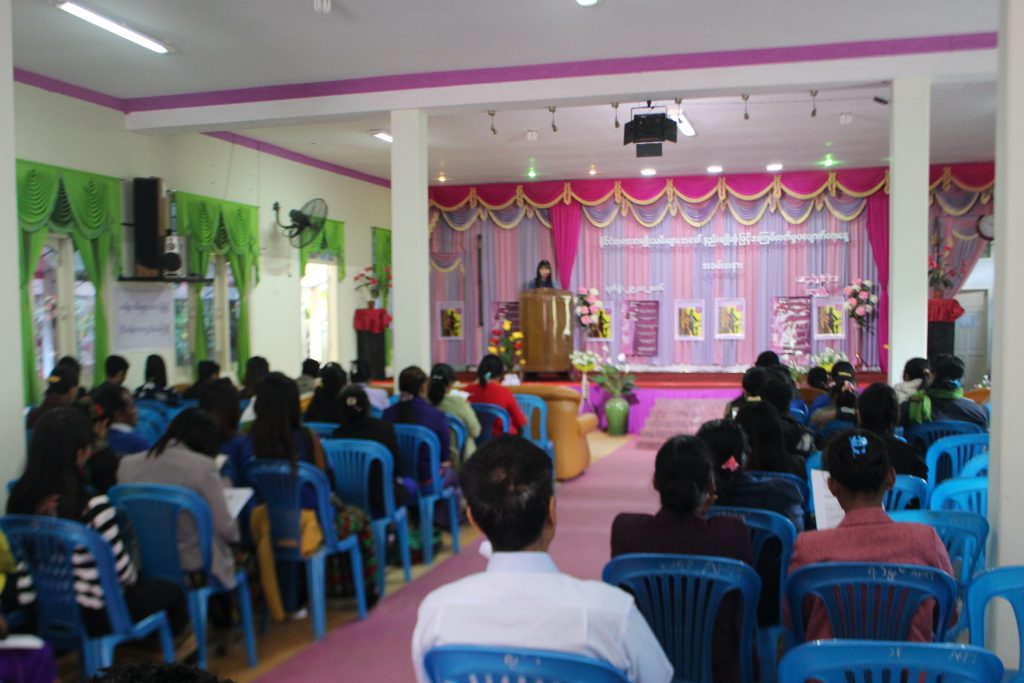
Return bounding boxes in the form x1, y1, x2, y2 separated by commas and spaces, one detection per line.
6, 408, 190, 642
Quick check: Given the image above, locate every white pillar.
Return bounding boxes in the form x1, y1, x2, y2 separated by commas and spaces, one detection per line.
990, 0, 1024, 665
886, 77, 931, 385
0, 0, 26, 501
390, 109, 431, 374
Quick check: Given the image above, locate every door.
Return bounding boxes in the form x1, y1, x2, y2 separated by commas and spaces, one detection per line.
953, 289, 989, 388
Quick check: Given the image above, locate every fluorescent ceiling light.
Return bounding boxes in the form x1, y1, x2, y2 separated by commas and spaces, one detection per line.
57, 2, 169, 54
371, 131, 393, 143
707, 165, 723, 174
766, 163, 784, 172
576, 0, 601, 6
640, 168, 657, 177
676, 112, 697, 137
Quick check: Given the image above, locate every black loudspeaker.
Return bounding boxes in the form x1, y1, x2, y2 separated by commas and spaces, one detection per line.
133, 177, 162, 273
928, 321, 956, 359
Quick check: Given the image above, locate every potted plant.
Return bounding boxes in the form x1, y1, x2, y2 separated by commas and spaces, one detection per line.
353, 265, 392, 308
487, 320, 525, 376
593, 355, 635, 436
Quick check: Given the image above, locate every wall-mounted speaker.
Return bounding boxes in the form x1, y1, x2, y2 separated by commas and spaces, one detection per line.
163, 235, 185, 279
132, 177, 163, 276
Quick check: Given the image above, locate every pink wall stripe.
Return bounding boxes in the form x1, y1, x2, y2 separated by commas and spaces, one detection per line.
14, 67, 127, 112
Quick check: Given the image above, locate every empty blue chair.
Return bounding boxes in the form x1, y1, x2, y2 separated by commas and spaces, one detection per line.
890, 509, 989, 596
706, 507, 796, 683
445, 414, 468, 457
960, 454, 989, 478
778, 641, 1003, 683
393, 424, 461, 565
472, 402, 511, 444
883, 475, 930, 511
303, 421, 339, 440
925, 434, 989, 488
0, 515, 175, 677
908, 421, 985, 453
929, 477, 988, 518
107, 483, 257, 669
245, 460, 367, 641
967, 565, 1024, 677
514, 394, 556, 475
785, 562, 957, 644
321, 438, 412, 596
603, 553, 759, 683
423, 645, 629, 683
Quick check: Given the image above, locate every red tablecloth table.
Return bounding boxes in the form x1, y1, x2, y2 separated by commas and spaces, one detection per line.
928, 298, 965, 323
353, 308, 392, 333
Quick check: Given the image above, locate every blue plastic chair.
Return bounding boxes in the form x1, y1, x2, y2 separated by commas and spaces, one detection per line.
925, 434, 989, 488
393, 424, 461, 565
423, 645, 629, 683
0, 515, 175, 677
883, 475, 931, 511
908, 421, 986, 453
321, 438, 412, 595
929, 477, 988, 518
472, 402, 512, 444
603, 553, 760, 683
804, 451, 822, 482
706, 507, 796, 683
778, 641, 1003, 683
303, 421, 339, 440
785, 562, 958, 644
107, 484, 257, 669
369, 406, 383, 419
245, 460, 367, 641
890, 510, 989, 596
135, 398, 175, 417
816, 420, 857, 444
790, 400, 810, 425
967, 565, 1024, 678
749, 470, 811, 522
445, 414, 468, 458
960, 454, 989, 478
514, 394, 556, 476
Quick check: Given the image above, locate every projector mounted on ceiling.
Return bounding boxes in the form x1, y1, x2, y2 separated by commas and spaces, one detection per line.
623, 104, 678, 158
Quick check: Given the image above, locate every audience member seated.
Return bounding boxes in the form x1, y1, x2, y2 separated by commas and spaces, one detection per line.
858, 384, 927, 479
810, 362, 857, 425
92, 384, 150, 456
734, 402, 804, 476
799, 365, 830, 405
612, 435, 752, 683
787, 429, 954, 642
240, 356, 270, 401
698, 419, 804, 531
724, 366, 770, 419
332, 386, 412, 510
902, 354, 988, 429
759, 378, 814, 460
198, 378, 246, 478
55, 355, 88, 400
102, 354, 130, 389
814, 386, 859, 449
465, 354, 526, 436
755, 350, 781, 368
428, 363, 481, 464
182, 360, 221, 401
26, 364, 79, 428
304, 363, 348, 424
351, 360, 390, 413
295, 358, 320, 397
894, 357, 931, 405
72, 395, 120, 494
7, 409, 192, 647
118, 409, 240, 590
412, 437, 672, 683
134, 354, 179, 406
385, 367, 458, 493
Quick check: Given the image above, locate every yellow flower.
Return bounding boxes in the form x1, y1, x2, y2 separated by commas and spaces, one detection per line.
488, 346, 498, 354
520, 359, 527, 366
503, 320, 512, 332
511, 331, 524, 340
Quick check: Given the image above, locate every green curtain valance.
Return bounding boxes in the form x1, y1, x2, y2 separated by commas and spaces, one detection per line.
299, 218, 346, 279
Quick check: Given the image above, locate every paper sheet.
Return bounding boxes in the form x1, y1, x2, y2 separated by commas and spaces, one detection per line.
0, 635, 45, 650
810, 469, 846, 530
224, 487, 254, 520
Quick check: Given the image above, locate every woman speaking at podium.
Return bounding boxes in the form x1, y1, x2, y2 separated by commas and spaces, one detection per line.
530, 259, 556, 289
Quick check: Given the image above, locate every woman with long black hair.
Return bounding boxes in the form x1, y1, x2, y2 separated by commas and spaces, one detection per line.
466, 354, 527, 436
531, 259, 555, 289
427, 363, 481, 463
134, 354, 179, 405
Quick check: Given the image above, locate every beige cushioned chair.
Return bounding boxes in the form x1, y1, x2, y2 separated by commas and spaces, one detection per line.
510, 385, 598, 481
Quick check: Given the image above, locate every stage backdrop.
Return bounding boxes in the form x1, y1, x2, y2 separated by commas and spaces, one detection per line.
429, 164, 993, 373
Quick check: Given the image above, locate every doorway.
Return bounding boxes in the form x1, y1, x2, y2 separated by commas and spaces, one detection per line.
954, 289, 989, 388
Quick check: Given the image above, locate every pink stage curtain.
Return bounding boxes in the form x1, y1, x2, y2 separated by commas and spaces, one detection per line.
929, 189, 993, 296
865, 192, 890, 374
551, 202, 582, 289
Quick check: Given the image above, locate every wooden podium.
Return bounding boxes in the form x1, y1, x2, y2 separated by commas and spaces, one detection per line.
520, 288, 574, 375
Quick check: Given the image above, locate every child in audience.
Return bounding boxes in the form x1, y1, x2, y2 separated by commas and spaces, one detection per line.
858, 383, 927, 479
734, 402, 804, 476
103, 355, 129, 388
182, 360, 220, 401
304, 362, 348, 425
26, 364, 79, 428
350, 360, 390, 412
902, 354, 988, 428
7, 409, 192, 648
92, 384, 150, 456
465, 355, 526, 436
118, 409, 240, 590
611, 435, 752, 683
427, 363, 481, 464
894, 357, 931, 404
134, 354, 179, 405
809, 361, 857, 425
787, 429, 954, 642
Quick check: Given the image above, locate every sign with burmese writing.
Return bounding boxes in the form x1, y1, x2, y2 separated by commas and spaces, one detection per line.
114, 284, 175, 351
623, 301, 659, 357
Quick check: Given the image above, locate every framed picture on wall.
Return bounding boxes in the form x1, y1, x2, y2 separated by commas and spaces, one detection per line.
674, 300, 705, 341
714, 298, 746, 340
813, 297, 846, 341
587, 308, 613, 342
437, 301, 464, 341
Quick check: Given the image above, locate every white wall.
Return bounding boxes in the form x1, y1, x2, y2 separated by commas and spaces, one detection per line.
13, 83, 390, 388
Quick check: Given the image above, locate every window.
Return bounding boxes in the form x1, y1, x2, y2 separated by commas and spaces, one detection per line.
73, 249, 96, 381
301, 262, 336, 362
227, 262, 241, 366
31, 245, 59, 382
174, 260, 216, 371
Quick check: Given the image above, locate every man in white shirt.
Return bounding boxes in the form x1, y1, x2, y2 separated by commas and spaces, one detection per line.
411, 437, 673, 683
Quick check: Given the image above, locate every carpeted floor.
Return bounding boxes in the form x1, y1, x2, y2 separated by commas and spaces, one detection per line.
247, 437, 658, 683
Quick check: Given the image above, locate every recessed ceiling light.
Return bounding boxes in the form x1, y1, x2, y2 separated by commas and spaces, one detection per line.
527, 168, 537, 179
576, 0, 601, 6
707, 165, 723, 174
57, 1, 170, 54
640, 168, 657, 177
766, 163, 783, 172
676, 112, 697, 137
437, 173, 447, 183
588, 165, 598, 176
371, 130, 393, 143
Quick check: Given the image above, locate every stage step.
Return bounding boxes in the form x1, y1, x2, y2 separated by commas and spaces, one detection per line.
635, 397, 731, 449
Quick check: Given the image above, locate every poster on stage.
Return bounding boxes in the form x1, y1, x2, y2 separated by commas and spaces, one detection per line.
491, 301, 520, 330
715, 298, 746, 340
674, 300, 705, 341
622, 301, 659, 357
114, 284, 175, 351
771, 296, 812, 355
813, 297, 846, 340
438, 301, 464, 341
587, 308, 613, 342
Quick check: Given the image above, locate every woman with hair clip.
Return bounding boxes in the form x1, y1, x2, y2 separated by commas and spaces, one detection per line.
788, 429, 954, 642
611, 435, 752, 683
894, 357, 931, 405
134, 354, 179, 405
530, 259, 555, 289
26, 365, 79, 428
427, 363, 481, 464
809, 361, 857, 425
304, 362, 348, 425
734, 402, 804, 476
465, 354, 526, 436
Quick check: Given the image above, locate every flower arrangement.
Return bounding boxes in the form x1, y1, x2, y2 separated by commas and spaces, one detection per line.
593, 355, 636, 398
789, 347, 850, 380
570, 350, 601, 374
928, 245, 967, 296
353, 264, 392, 300
843, 279, 878, 328
574, 287, 604, 329
487, 319, 525, 372
974, 374, 991, 390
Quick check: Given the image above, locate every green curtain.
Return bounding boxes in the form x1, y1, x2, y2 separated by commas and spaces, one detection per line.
371, 227, 392, 367
299, 218, 346, 279
16, 160, 121, 405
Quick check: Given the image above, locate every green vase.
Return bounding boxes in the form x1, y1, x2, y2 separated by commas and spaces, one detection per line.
605, 396, 630, 436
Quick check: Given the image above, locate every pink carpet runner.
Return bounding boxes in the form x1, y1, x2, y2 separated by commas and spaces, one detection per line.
254, 440, 659, 683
